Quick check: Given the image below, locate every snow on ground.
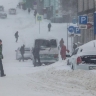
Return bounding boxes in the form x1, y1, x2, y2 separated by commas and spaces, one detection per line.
0, 0, 96, 96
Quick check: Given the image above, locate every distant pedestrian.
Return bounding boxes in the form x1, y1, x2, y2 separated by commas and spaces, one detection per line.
60, 43, 69, 60
20, 44, 25, 61
0, 40, 6, 77
59, 38, 64, 48
28, 8, 30, 14
34, 10, 37, 17
73, 43, 77, 51
48, 23, 51, 32
33, 44, 41, 67
15, 31, 19, 43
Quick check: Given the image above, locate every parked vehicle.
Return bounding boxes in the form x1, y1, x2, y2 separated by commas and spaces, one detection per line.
16, 47, 32, 61
9, 8, 16, 15
0, 12, 7, 19
32, 37, 59, 66
0, 6, 4, 11
67, 40, 96, 70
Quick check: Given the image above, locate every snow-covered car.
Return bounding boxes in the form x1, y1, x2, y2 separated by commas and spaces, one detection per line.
0, 6, 4, 11
32, 37, 59, 66
67, 40, 96, 70
9, 8, 16, 15
16, 47, 32, 61
0, 12, 7, 19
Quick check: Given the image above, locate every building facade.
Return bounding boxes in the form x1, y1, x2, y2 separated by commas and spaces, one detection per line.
75, 0, 95, 45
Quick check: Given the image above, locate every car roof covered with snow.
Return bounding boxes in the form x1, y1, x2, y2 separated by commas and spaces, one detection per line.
76, 40, 96, 56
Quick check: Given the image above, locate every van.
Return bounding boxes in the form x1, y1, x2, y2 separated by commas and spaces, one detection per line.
32, 37, 59, 66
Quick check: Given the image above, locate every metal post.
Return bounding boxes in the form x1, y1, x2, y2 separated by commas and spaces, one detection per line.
94, 0, 96, 40
71, 36, 72, 52
39, 21, 40, 34
67, 23, 68, 49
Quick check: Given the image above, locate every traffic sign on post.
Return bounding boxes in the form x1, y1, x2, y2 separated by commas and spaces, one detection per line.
79, 16, 87, 25
68, 26, 74, 33
37, 15, 42, 21
36, 15, 42, 34
74, 27, 81, 34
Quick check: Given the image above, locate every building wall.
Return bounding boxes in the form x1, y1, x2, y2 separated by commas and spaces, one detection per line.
76, 0, 95, 45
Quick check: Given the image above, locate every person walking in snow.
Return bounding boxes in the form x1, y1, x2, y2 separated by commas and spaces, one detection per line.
20, 44, 25, 62
0, 40, 6, 77
48, 23, 51, 32
28, 8, 30, 14
60, 42, 69, 60
15, 31, 19, 43
33, 44, 41, 67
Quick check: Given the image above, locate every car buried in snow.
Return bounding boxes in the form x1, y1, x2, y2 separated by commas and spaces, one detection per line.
16, 47, 32, 61
9, 8, 16, 15
32, 37, 59, 66
0, 12, 7, 19
67, 40, 96, 70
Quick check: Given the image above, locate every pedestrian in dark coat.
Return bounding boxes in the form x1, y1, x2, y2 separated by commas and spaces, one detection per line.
33, 44, 41, 67
15, 31, 19, 43
48, 23, 51, 32
28, 8, 30, 14
60, 43, 69, 60
0, 40, 6, 77
20, 44, 25, 61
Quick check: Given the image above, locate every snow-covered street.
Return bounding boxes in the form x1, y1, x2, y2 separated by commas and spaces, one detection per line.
0, 0, 96, 96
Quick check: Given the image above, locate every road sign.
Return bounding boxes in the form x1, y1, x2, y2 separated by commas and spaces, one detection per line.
87, 23, 93, 29
79, 16, 87, 24
72, 18, 77, 24
74, 27, 81, 34
79, 25, 87, 29
37, 15, 42, 21
68, 26, 74, 33
94, 12, 96, 34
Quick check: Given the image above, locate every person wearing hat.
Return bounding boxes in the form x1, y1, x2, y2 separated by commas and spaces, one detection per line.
0, 40, 6, 77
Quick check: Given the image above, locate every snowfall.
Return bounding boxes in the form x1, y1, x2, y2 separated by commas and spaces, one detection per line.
0, 0, 96, 96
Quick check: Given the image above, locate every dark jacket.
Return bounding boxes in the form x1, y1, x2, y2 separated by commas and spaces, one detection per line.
15, 32, 19, 38
33, 47, 40, 57
48, 23, 51, 28
0, 44, 3, 59
20, 46, 25, 54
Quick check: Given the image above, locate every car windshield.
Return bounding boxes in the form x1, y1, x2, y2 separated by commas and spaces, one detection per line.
35, 39, 57, 48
